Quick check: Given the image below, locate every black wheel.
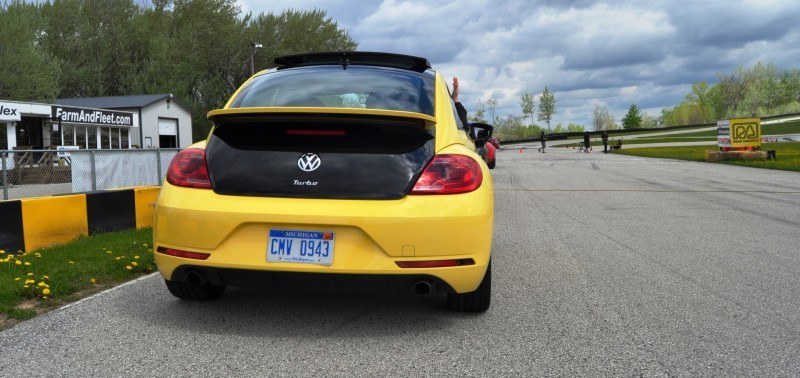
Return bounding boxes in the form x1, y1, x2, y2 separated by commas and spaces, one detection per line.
164, 279, 226, 300
488, 158, 496, 169
447, 263, 491, 312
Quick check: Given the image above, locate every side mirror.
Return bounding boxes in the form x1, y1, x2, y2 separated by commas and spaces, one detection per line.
469, 122, 494, 147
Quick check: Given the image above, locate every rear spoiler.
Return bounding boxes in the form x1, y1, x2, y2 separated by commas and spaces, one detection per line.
208, 107, 436, 124
274, 52, 432, 73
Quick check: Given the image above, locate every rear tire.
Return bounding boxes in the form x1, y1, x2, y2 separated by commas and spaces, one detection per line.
488, 159, 496, 169
165, 279, 226, 300
446, 263, 491, 312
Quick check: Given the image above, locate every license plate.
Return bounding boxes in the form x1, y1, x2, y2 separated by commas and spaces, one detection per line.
267, 229, 334, 265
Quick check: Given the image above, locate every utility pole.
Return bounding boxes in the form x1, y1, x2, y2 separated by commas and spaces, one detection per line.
250, 42, 263, 76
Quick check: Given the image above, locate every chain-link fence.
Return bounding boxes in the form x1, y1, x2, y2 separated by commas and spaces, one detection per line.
0, 149, 179, 200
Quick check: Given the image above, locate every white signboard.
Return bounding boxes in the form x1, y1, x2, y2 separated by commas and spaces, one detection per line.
717, 120, 730, 148
57, 145, 80, 158
0, 101, 23, 122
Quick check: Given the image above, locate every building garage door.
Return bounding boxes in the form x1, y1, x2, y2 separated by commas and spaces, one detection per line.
158, 118, 177, 148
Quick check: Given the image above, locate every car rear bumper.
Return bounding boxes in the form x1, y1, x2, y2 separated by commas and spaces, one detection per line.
153, 181, 493, 293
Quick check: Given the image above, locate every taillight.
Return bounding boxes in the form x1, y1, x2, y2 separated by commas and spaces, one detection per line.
156, 247, 210, 260
396, 259, 475, 268
410, 154, 482, 195
166, 148, 212, 189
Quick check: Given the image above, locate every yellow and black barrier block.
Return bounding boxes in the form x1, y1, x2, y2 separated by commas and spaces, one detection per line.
86, 189, 137, 235
134, 187, 160, 229
22, 194, 89, 252
0, 200, 25, 253
0, 186, 160, 253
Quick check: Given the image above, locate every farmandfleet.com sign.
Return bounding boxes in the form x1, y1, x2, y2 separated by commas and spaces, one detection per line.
52, 106, 134, 127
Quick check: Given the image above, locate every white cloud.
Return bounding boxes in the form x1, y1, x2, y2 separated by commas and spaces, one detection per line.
240, 0, 800, 127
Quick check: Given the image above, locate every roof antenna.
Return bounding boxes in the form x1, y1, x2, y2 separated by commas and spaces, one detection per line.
339, 52, 350, 70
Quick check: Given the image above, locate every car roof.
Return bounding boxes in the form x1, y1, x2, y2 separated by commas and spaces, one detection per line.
274, 51, 432, 73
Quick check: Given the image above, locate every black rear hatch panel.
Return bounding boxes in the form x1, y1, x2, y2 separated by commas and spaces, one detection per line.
205, 114, 434, 200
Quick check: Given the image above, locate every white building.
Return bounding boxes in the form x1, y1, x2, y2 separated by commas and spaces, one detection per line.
55, 94, 193, 149
1, 94, 192, 151
1, 99, 138, 150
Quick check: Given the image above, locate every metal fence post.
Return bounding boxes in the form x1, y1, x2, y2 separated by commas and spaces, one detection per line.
90, 150, 97, 192
156, 149, 163, 185
2, 152, 8, 200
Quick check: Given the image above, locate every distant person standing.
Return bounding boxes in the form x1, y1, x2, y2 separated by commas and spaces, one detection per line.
583, 131, 591, 152
538, 131, 546, 153
601, 130, 609, 153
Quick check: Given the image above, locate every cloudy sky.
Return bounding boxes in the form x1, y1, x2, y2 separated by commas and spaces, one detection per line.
239, 0, 800, 128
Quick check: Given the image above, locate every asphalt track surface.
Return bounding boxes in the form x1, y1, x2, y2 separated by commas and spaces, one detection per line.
2, 148, 799, 376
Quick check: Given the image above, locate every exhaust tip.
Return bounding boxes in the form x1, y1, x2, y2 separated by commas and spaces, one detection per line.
413, 280, 432, 296
185, 270, 208, 286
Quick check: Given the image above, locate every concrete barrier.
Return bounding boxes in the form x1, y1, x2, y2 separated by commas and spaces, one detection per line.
0, 186, 159, 253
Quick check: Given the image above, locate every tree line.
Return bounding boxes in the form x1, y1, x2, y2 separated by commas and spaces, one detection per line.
660, 62, 800, 126
0, 0, 357, 140
479, 61, 800, 139
470, 85, 578, 141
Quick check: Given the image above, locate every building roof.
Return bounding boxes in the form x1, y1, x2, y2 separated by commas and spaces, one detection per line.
55, 94, 193, 114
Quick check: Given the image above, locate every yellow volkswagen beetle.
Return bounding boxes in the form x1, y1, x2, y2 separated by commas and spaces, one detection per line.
153, 52, 494, 312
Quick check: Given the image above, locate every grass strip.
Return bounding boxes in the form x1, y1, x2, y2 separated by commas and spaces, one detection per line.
0, 228, 154, 330
611, 142, 800, 172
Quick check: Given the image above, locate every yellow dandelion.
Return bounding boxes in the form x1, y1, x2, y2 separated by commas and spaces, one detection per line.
69, 261, 75, 264
90, 278, 96, 284
23, 285, 29, 288
24, 262, 31, 266
115, 257, 121, 260
15, 260, 22, 265
131, 262, 138, 267
37, 281, 46, 287
134, 256, 140, 260
125, 265, 132, 270
27, 272, 33, 276
0, 250, 5, 254
25, 279, 35, 284
43, 275, 49, 279
42, 288, 51, 295
14, 277, 21, 281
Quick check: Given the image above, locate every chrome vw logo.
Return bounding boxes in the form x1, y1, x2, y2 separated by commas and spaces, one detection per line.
297, 153, 321, 172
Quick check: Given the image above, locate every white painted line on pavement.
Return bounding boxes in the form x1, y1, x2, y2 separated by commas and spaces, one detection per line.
55, 273, 159, 313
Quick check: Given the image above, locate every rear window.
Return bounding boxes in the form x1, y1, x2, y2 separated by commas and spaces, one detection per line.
229, 66, 435, 116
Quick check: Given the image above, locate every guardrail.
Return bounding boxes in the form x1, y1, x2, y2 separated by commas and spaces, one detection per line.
500, 123, 715, 145
0, 148, 179, 201
500, 111, 800, 145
